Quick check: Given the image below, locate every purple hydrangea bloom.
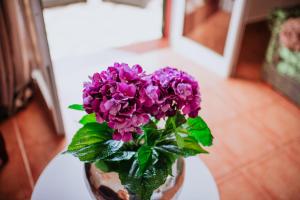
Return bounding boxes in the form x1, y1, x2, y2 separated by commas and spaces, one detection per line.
83, 63, 149, 142
82, 64, 201, 142
141, 67, 201, 119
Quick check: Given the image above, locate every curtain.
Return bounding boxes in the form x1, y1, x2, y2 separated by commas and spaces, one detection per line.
0, 0, 40, 120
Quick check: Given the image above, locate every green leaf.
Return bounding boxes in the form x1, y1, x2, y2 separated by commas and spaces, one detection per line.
68, 104, 84, 111
67, 123, 113, 152
118, 159, 169, 200
129, 159, 139, 177
175, 133, 208, 157
155, 144, 182, 155
143, 120, 157, 130
187, 116, 213, 146
68, 143, 102, 162
105, 151, 135, 161
279, 47, 300, 67
137, 146, 153, 176
156, 134, 186, 159
165, 111, 186, 131
97, 140, 124, 160
142, 120, 161, 146
66, 123, 122, 162
100, 149, 176, 200
95, 160, 110, 172
175, 133, 185, 148
94, 159, 134, 175
79, 113, 97, 125
155, 150, 177, 176
182, 136, 208, 157
68, 140, 123, 162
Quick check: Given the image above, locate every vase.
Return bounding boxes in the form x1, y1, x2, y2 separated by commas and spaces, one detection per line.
84, 158, 185, 200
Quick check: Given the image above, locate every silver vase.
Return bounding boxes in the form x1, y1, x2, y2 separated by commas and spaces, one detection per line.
84, 158, 185, 200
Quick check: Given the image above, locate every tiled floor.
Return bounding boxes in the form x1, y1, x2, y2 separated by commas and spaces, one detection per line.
199, 77, 300, 199
1, 47, 300, 200
0, 95, 65, 200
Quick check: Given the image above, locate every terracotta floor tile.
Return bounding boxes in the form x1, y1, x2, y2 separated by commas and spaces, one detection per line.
215, 114, 276, 166
0, 120, 32, 200
15, 98, 66, 182
242, 150, 300, 200
284, 138, 300, 166
208, 83, 243, 114
276, 95, 300, 118
250, 101, 300, 144
223, 79, 278, 110
218, 171, 271, 200
200, 89, 238, 127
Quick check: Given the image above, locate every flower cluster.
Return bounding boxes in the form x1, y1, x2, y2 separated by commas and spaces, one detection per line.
141, 67, 201, 119
83, 63, 149, 141
83, 63, 201, 141
280, 18, 300, 51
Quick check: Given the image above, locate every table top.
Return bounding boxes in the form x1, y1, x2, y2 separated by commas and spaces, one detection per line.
31, 154, 219, 200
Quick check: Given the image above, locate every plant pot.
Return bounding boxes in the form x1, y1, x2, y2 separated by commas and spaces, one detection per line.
84, 158, 185, 200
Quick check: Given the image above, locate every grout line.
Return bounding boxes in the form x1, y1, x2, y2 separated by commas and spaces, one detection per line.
281, 137, 300, 166
240, 169, 275, 199
210, 136, 284, 184
215, 148, 276, 185
215, 168, 241, 185
12, 118, 35, 190
240, 165, 276, 199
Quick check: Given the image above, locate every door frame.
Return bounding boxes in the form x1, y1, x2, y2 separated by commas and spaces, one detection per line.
31, 0, 65, 134
169, 0, 248, 77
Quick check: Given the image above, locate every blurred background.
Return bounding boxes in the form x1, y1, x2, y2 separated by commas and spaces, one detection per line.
0, 0, 300, 199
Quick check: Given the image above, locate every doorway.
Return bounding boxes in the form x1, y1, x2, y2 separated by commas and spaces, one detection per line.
42, 0, 164, 61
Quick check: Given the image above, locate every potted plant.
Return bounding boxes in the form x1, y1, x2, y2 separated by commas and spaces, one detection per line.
66, 63, 213, 200
264, 6, 300, 106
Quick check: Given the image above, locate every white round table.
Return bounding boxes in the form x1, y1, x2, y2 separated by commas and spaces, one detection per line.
31, 154, 219, 200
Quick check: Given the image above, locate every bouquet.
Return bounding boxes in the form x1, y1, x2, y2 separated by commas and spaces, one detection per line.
66, 63, 213, 200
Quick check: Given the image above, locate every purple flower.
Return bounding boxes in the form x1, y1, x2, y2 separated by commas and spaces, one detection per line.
82, 64, 201, 142
83, 63, 149, 142
141, 67, 201, 119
